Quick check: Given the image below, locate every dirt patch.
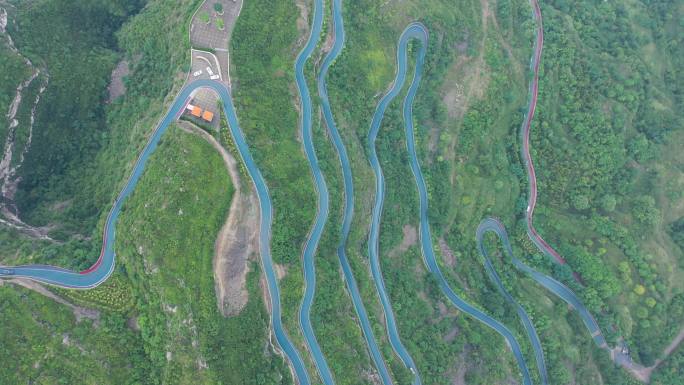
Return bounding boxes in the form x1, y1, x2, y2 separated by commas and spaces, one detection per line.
260, 275, 272, 314
447, 350, 469, 385
438, 239, 473, 293
442, 0, 492, 121
322, 23, 335, 54
389, 224, 417, 258
127, 316, 141, 331
362, 369, 383, 385
442, 55, 490, 121
442, 71, 466, 120
398, 225, 417, 251
213, 189, 258, 317
295, 0, 309, 35
439, 238, 457, 267
274, 263, 287, 280
443, 325, 460, 342
179, 122, 256, 317
107, 59, 129, 102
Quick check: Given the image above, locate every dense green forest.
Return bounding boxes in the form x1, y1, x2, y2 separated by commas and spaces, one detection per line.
0, 0, 682, 384
8, 0, 143, 234
531, 0, 684, 367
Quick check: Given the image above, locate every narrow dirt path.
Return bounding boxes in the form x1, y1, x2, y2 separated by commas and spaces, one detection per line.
3, 278, 100, 322
619, 326, 684, 382
486, 0, 522, 77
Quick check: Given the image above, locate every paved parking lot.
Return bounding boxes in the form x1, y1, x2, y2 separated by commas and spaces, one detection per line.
190, 0, 241, 47
189, 0, 242, 83
190, 49, 222, 81
191, 22, 228, 50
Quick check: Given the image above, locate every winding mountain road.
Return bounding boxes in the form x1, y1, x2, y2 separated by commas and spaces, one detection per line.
476, 220, 548, 385
294, 0, 334, 382
317, 0, 396, 384
521, 0, 569, 268
0, 79, 314, 385
393, 23, 534, 385
0, 1, 631, 385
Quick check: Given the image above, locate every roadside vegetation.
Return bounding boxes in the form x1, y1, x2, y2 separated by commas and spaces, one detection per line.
321, 0, 682, 383
322, 0, 538, 383
55, 274, 134, 313
530, 0, 684, 368
230, 0, 327, 379
652, 344, 684, 384
0, 285, 151, 385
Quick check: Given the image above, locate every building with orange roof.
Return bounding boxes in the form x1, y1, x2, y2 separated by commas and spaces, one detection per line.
190, 106, 202, 117
201, 110, 214, 122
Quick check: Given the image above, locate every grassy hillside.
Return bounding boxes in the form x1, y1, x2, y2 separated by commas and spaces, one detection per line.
114, 125, 290, 385
0, 285, 150, 385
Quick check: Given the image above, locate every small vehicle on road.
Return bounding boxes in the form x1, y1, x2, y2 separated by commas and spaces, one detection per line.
0, 268, 14, 275
206, 66, 214, 76
193, 70, 203, 77
210, 74, 220, 80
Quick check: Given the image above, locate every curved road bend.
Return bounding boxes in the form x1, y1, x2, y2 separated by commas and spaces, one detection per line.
0, 79, 313, 385
477, 218, 607, 348
317, 0, 396, 384
396, 23, 533, 385
294, 0, 335, 382
367, 23, 430, 385
476, 221, 549, 385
